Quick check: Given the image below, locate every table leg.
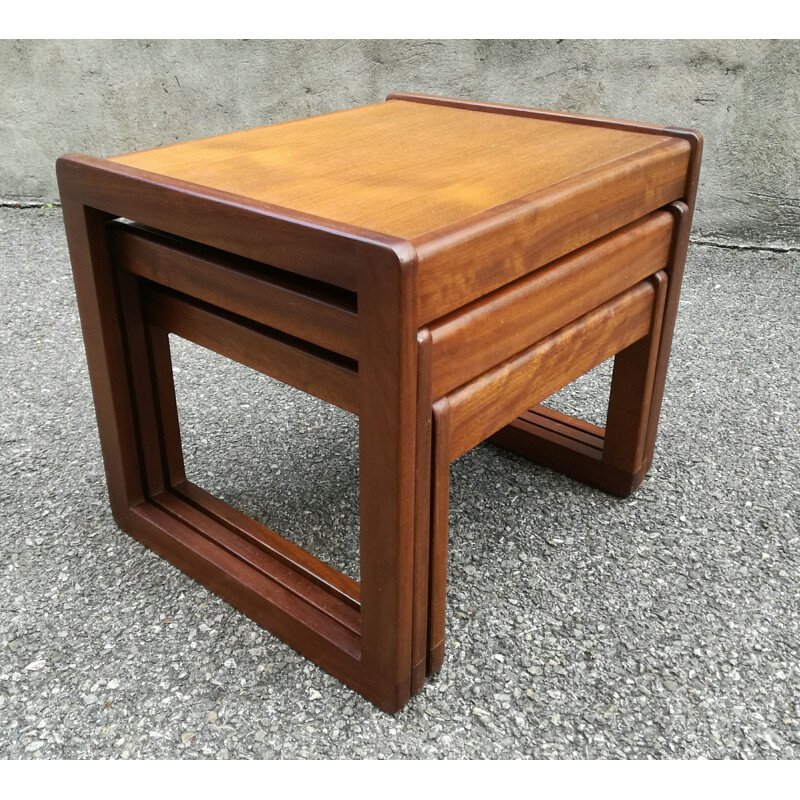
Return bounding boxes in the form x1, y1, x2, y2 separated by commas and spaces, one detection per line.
62, 193, 420, 711
357, 257, 419, 710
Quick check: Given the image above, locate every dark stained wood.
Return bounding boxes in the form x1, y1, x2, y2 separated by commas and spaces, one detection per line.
411, 329, 433, 693
175, 481, 361, 610
641, 202, 694, 467
127, 501, 367, 685
59, 200, 144, 526
427, 398, 451, 675
57, 154, 405, 291
147, 325, 186, 488
603, 271, 668, 473
152, 488, 361, 634
494, 409, 605, 462
143, 284, 360, 415
110, 221, 359, 359
387, 92, 686, 133
117, 269, 172, 498
446, 281, 657, 460
488, 413, 642, 498
521, 405, 606, 450
58, 93, 700, 712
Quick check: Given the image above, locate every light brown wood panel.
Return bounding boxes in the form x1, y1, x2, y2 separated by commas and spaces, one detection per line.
128, 501, 364, 672
111, 222, 359, 359
446, 281, 656, 460
428, 210, 674, 396
108, 100, 687, 243
144, 286, 360, 415
388, 91, 704, 214
414, 143, 687, 322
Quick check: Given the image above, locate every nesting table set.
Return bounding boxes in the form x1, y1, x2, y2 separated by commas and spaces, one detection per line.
58, 93, 701, 712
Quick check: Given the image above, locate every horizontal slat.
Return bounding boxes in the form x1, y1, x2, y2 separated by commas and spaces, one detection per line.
129, 501, 362, 665
415, 140, 689, 323
176, 480, 361, 610
446, 281, 656, 460
428, 210, 673, 397
152, 488, 360, 635
110, 222, 359, 359
143, 285, 359, 414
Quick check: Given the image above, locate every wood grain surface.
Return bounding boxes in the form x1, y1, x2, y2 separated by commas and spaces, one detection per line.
108, 99, 687, 243
58, 93, 701, 712
428, 210, 674, 396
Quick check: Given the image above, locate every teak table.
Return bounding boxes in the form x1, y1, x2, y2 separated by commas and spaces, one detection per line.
57, 93, 702, 712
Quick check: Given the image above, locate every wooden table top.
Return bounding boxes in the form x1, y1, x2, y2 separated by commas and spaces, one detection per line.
109, 98, 690, 241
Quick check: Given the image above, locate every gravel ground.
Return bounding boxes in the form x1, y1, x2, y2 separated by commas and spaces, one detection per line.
1, 207, 798, 759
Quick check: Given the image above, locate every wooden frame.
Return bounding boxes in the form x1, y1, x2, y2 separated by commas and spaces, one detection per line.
393, 93, 702, 685
57, 156, 419, 712
58, 93, 701, 712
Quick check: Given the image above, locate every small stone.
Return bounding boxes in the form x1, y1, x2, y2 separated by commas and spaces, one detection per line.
493, 654, 505, 663
25, 740, 45, 752
663, 679, 679, 691
83, 694, 99, 705
309, 690, 322, 701
207, 712, 218, 723
24, 660, 46, 671
182, 732, 196, 744
107, 679, 119, 690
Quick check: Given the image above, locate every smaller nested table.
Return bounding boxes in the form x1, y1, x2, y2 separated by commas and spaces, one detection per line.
58, 93, 701, 712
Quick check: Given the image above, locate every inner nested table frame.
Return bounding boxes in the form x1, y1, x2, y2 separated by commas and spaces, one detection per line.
58, 93, 701, 712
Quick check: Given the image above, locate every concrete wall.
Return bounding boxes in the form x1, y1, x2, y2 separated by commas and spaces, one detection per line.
2, 39, 798, 247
